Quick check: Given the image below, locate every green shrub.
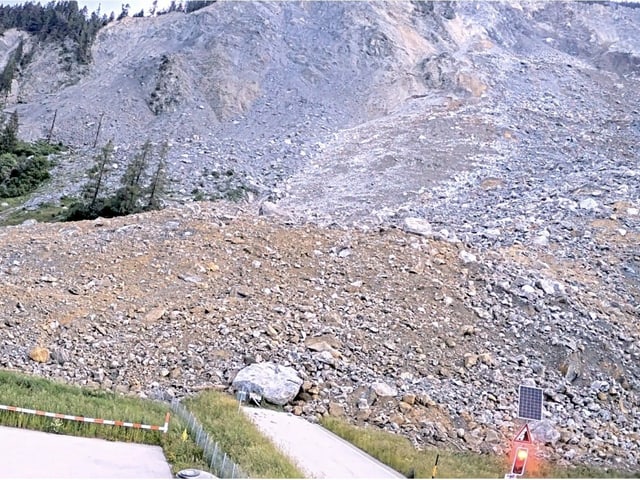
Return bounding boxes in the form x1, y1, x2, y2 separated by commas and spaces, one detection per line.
0, 155, 51, 198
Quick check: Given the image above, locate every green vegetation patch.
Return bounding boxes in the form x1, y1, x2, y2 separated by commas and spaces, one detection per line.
0, 370, 208, 474
184, 390, 305, 478
0, 196, 75, 227
321, 416, 639, 479
0, 111, 64, 199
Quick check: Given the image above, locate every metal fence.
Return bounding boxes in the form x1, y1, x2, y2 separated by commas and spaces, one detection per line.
169, 398, 247, 479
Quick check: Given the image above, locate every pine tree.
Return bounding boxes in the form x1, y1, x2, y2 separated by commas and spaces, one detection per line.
0, 111, 19, 154
114, 139, 151, 213
83, 139, 114, 212
147, 140, 168, 210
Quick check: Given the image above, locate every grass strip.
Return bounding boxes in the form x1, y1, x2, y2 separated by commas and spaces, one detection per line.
321, 415, 639, 479
184, 390, 305, 478
0, 369, 208, 474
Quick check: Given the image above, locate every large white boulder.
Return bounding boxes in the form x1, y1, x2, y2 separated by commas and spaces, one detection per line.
232, 362, 303, 405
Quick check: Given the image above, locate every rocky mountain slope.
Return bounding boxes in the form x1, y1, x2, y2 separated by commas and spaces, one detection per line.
0, 0, 639, 473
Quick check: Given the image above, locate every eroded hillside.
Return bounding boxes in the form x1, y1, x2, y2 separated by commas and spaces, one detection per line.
0, 0, 639, 473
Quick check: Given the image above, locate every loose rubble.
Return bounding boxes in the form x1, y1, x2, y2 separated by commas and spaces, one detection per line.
0, 202, 637, 471
0, 0, 639, 474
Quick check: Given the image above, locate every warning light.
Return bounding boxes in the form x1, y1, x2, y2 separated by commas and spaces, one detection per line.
511, 447, 529, 476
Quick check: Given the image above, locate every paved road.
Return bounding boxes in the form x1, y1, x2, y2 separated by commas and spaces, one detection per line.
243, 407, 405, 479
0, 426, 172, 478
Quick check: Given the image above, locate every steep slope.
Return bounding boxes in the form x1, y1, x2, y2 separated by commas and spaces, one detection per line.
0, 0, 639, 473
5, 1, 639, 218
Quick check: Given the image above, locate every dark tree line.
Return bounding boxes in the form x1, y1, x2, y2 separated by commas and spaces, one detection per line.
0, 1, 113, 65
155, 0, 215, 15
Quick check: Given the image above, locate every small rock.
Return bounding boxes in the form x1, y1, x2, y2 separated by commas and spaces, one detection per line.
579, 198, 598, 210
29, 346, 50, 363
458, 250, 477, 264
531, 420, 561, 446
464, 353, 478, 369
306, 336, 341, 357
144, 307, 166, 324
484, 429, 502, 444
402, 394, 416, 405
259, 201, 291, 218
329, 402, 346, 417
371, 381, 397, 397
403, 217, 433, 236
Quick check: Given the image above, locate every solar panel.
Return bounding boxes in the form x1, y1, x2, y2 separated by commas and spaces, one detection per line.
518, 385, 543, 421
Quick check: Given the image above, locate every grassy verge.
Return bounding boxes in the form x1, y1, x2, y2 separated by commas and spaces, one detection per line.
0, 369, 208, 474
321, 416, 639, 479
184, 390, 305, 478
0, 196, 77, 226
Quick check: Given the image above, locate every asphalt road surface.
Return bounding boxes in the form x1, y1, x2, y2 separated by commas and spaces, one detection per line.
0, 426, 172, 478
243, 407, 405, 479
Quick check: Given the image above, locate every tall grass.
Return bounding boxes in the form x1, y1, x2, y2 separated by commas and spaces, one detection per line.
321, 416, 639, 479
0, 370, 208, 474
184, 390, 304, 478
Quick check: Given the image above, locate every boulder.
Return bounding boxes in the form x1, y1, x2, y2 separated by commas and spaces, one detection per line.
403, 217, 433, 236
371, 381, 397, 397
232, 362, 303, 405
531, 420, 561, 446
29, 346, 50, 363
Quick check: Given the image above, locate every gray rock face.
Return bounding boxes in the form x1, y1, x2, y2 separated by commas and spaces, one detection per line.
232, 362, 303, 406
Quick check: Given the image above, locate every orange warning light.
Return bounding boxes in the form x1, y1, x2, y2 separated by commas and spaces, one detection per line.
512, 447, 529, 475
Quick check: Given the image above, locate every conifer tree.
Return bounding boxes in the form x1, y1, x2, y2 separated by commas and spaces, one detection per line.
83, 139, 113, 212
147, 140, 168, 209
0, 111, 19, 154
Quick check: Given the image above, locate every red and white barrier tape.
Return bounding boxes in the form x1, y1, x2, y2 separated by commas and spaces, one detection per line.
0, 404, 170, 434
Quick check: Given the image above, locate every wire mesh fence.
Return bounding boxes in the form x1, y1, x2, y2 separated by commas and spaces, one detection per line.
169, 398, 247, 479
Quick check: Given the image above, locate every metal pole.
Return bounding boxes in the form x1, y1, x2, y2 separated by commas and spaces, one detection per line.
431, 453, 439, 479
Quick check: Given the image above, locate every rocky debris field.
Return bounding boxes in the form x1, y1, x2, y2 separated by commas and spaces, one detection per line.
0, 0, 640, 474
0, 201, 638, 471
